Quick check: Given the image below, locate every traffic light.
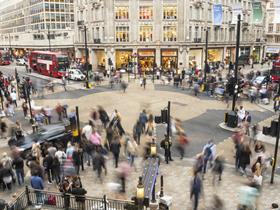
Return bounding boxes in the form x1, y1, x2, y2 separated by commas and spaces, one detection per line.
18, 83, 27, 100
161, 109, 168, 123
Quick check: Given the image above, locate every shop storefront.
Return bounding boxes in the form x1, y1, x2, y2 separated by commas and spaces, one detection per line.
92, 49, 105, 71
225, 47, 235, 64
138, 49, 155, 72
115, 50, 133, 69
207, 48, 224, 62
189, 49, 203, 69
161, 49, 178, 70
252, 47, 261, 63
265, 46, 280, 59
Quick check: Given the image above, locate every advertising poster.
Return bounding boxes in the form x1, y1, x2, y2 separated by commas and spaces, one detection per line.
252, 2, 263, 24
213, 4, 223, 26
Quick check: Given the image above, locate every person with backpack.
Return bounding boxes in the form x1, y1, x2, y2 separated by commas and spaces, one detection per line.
190, 169, 203, 210
202, 140, 216, 174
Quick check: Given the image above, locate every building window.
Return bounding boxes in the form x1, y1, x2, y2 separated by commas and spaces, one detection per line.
139, 26, 153, 42
116, 26, 129, 42
115, 7, 129, 20
276, 36, 280, 43
270, 2, 274, 8
163, 25, 177, 41
268, 23, 274, 33
277, 24, 280, 33
139, 6, 153, 20
189, 26, 192, 40
163, 6, 177, 19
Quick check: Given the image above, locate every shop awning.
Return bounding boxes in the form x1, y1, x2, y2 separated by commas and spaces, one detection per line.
266, 47, 280, 54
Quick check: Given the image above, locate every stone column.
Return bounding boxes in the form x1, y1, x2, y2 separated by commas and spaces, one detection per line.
186, 47, 190, 70
223, 46, 227, 62
156, 47, 161, 68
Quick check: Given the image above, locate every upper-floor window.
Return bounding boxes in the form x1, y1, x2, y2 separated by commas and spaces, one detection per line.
163, 6, 177, 20
139, 6, 153, 20
268, 23, 274, 33
115, 7, 129, 20
277, 24, 280, 33
270, 2, 274, 8
139, 25, 153, 42
163, 25, 177, 41
116, 26, 129, 42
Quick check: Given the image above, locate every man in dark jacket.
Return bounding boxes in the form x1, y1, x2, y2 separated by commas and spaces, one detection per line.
133, 120, 142, 145
12, 156, 24, 185
31, 171, 44, 204
43, 153, 53, 184
139, 110, 148, 133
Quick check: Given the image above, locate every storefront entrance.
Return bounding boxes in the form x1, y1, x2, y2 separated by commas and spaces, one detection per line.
240, 47, 250, 57
189, 49, 203, 69
252, 47, 261, 63
138, 49, 155, 72
161, 49, 178, 71
116, 50, 133, 69
226, 47, 235, 64
92, 50, 105, 71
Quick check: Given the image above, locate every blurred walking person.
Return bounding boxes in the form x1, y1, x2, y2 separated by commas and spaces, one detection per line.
111, 135, 121, 168
190, 169, 202, 210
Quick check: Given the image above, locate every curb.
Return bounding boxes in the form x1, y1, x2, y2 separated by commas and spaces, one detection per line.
218, 122, 237, 132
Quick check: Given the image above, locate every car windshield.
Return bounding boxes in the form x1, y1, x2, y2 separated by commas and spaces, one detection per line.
57, 56, 69, 72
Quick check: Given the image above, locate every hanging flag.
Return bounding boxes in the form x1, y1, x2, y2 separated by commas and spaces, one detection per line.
213, 4, 223, 26
231, 3, 242, 24
274, 0, 280, 23
252, 2, 263, 24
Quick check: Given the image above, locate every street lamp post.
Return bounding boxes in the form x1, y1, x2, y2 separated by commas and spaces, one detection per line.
84, 25, 90, 89
271, 83, 280, 184
47, 25, 51, 51
8, 34, 12, 60
204, 29, 209, 83
232, 14, 241, 112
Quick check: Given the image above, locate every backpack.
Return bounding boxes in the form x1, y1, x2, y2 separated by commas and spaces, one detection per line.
204, 144, 214, 159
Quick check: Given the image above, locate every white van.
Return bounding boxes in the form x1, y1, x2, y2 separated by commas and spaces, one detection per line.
67, 69, 85, 81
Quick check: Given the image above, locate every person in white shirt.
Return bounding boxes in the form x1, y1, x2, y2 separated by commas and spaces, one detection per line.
10, 91, 17, 107
81, 120, 94, 141
237, 106, 246, 122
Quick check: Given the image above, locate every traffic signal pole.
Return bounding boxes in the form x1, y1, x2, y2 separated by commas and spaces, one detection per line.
204, 29, 208, 83
84, 25, 90, 89
166, 101, 171, 138
232, 14, 241, 112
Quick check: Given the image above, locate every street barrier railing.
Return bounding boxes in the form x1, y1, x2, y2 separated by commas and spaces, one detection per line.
5, 186, 134, 210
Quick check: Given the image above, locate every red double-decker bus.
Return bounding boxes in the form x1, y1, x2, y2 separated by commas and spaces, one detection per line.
271, 58, 280, 82
29, 51, 69, 78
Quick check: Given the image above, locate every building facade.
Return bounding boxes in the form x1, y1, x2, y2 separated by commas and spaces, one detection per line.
74, 0, 266, 72
0, 0, 75, 57
265, 0, 280, 58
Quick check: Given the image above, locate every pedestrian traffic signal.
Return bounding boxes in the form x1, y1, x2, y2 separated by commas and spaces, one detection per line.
161, 109, 168, 123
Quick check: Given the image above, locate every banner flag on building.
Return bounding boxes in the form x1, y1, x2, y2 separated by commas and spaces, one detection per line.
213, 4, 223, 26
274, 0, 280, 23
252, 2, 263, 24
231, 3, 242, 24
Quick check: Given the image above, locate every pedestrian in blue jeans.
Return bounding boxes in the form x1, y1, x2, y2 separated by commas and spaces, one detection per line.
31, 172, 44, 204
12, 156, 24, 185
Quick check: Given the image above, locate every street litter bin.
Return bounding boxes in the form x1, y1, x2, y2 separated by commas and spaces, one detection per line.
227, 111, 238, 128
159, 195, 172, 210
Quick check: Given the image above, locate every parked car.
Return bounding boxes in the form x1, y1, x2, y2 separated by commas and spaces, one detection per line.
8, 124, 72, 158
16, 58, 27, 66
67, 69, 86, 81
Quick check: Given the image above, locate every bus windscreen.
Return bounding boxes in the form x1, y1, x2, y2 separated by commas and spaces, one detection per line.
57, 56, 69, 71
